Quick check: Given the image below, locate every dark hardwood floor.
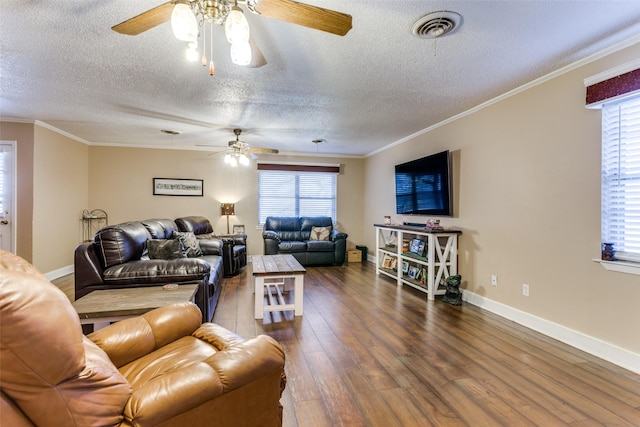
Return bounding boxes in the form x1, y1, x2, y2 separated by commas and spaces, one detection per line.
54, 262, 640, 426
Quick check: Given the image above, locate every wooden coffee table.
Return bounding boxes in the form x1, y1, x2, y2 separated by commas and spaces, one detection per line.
72, 284, 198, 330
252, 254, 306, 320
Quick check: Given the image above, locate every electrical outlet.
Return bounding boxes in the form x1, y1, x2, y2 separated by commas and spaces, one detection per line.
522, 284, 530, 296
491, 274, 498, 286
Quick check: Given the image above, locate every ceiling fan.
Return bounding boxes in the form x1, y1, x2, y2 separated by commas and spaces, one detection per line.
205, 128, 279, 166
112, 0, 352, 70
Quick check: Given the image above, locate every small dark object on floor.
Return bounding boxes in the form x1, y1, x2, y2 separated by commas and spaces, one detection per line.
442, 274, 462, 306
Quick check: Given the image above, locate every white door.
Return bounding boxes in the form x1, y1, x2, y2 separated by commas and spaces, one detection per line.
0, 142, 15, 253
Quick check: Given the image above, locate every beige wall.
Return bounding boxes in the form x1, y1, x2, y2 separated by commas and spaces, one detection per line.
363, 43, 640, 355
88, 146, 365, 256
32, 126, 88, 272
0, 122, 34, 261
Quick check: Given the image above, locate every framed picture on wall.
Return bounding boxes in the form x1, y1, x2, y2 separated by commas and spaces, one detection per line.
153, 178, 203, 196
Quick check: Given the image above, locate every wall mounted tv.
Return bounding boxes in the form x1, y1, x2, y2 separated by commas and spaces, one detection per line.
395, 150, 452, 217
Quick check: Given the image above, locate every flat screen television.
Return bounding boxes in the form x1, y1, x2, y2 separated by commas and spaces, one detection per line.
395, 150, 452, 217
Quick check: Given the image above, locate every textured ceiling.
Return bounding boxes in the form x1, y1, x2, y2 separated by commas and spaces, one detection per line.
2, 1, 640, 157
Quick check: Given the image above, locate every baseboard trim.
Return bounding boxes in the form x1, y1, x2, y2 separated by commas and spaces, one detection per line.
462, 290, 640, 375
45, 264, 73, 281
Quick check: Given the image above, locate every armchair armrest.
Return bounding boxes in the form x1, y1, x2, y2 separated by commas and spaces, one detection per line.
262, 230, 281, 243
197, 236, 223, 255
88, 302, 202, 368
330, 229, 348, 241
121, 335, 285, 426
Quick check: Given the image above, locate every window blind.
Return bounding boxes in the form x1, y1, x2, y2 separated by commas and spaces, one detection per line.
258, 169, 337, 225
601, 95, 640, 262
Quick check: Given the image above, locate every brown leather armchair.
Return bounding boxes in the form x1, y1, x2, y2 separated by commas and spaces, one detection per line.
0, 250, 286, 427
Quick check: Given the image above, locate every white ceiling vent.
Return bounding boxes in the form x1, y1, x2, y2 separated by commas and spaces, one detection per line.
412, 11, 462, 39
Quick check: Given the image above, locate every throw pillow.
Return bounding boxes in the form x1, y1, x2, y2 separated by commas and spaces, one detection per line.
310, 226, 332, 241
172, 231, 203, 257
147, 239, 185, 260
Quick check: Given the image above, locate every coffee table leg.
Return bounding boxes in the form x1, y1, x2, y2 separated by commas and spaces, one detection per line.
255, 276, 265, 319
294, 274, 304, 316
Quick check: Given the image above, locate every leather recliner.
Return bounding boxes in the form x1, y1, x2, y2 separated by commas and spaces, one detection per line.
0, 250, 286, 427
176, 216, 247, 277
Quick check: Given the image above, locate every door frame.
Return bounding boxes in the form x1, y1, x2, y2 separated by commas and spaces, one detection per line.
1, 140, 17, 253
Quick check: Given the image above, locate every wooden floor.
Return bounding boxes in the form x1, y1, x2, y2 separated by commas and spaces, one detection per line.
54, 262, 640, 426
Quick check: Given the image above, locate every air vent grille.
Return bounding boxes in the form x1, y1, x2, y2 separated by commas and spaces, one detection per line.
412, 11, 461, 39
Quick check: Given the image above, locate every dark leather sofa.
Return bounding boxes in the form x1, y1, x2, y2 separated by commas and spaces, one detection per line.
175, 216, 247, 277
263, 216, 348, 266
74, 218, 225, 322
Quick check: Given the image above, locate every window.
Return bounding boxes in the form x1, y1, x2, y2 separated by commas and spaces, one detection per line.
258, 164, 338, 225
601, 95, 640, 262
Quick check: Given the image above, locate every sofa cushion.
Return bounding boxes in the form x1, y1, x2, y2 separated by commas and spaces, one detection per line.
175, 216, 214, 235
310, 226, 332, 241
147, 239, 185, 260
306, 240, 335, 252
172, 231, 203, 258
265, 217, 303, 241
95, 222, 152, 268
277, 241, 307, 253
141, 219, 179, 239
103, 259, 212, 285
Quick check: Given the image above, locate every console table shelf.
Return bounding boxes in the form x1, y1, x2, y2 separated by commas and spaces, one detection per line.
374, 224, 461, 300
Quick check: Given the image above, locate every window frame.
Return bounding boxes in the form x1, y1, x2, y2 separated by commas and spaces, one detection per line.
257, 163, 339, 226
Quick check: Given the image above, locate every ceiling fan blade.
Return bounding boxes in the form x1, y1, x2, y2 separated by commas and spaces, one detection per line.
252, 0, 352, 36
111, 2, 174, 35
250, 147, 279, 154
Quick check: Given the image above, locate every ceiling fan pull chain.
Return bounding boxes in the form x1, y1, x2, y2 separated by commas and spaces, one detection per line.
209, 22, 215, 75
201, 22, 207, 66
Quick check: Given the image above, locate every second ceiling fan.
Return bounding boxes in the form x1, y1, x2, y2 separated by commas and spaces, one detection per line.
205, 128, 279, 167
112, 0, 353, 70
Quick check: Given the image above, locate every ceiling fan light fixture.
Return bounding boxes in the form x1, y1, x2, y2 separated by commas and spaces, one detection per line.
239, 153, 250, 166
171, 3, 198, 42
230, 41, 252, 65
225, 6, 250, 44
186, 41, 199, 61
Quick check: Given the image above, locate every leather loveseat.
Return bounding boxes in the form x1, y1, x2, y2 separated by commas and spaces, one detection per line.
175, 216, 247, 277
263, 216, 348, 266
0, 250, 286, 427
75, 218, 224, 322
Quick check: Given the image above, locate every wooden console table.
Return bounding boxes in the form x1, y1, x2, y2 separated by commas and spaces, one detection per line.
374, 224, 461, 300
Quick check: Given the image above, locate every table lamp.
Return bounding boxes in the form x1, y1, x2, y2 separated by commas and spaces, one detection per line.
221, 203, 235, 234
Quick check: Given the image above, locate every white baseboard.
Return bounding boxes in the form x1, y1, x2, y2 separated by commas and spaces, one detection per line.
462, 290, 640, 375
45, 264, 73, 281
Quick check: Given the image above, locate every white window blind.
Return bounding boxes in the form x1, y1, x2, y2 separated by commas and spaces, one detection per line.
602, 95, 640, 262
258, 168, 337, 225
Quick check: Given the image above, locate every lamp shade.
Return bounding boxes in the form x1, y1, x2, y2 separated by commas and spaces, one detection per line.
221, 203, 235, 216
